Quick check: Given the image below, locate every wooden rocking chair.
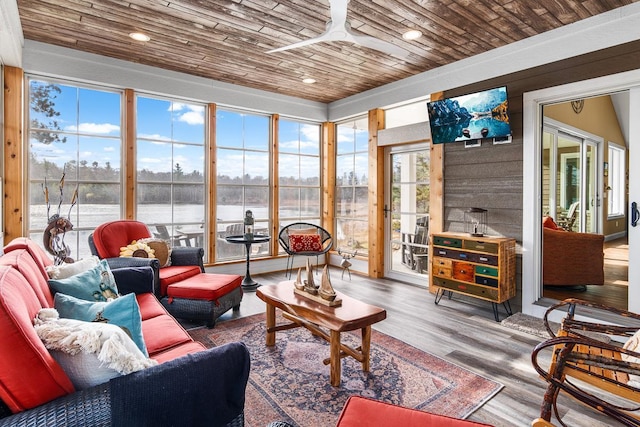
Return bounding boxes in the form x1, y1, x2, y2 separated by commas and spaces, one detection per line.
531, 298, 640, 426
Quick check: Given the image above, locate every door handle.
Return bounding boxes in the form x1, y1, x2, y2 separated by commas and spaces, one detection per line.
632, 202, 639, 227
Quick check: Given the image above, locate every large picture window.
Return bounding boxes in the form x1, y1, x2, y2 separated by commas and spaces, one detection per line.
216, 109, 271, 260
27, 78, 122, 260
136, 96, 206, 253
335, 117, 369, 255
278, 118, 321, 226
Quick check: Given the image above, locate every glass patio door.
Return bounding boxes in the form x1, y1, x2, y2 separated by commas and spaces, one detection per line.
542, 125, 600, 233
384, 145, 430, 285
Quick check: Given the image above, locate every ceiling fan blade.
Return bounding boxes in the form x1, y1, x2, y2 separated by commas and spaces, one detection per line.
328, 0, 350, 26
266, 35, 327, 54
347, 32, 410, 59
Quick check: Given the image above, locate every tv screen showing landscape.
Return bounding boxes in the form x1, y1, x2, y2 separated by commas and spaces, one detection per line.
427, 86, 511, 144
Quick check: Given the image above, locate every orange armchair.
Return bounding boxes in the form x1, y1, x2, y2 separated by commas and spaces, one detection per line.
542, 225, 604, 288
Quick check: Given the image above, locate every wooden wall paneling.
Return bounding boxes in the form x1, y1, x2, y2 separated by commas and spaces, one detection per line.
123, 89, 135, 220
208, 103, 217, 263
368, 109, 384, 278
271, 113, 280, 256
3, 66, 23, 244
322, 121, 336, 249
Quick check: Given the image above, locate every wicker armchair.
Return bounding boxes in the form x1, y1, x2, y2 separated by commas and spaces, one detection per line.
531, 299, 640, 426
278, 222, 333, 278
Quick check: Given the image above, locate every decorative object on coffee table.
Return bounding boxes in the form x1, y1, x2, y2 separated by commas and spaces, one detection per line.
293, 268, 304, 291
319, 265, 337, 301
302, 259, 318, 295
293, 260, 341, 307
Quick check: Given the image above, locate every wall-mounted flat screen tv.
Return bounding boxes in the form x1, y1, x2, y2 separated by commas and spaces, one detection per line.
427, 86, 511, 144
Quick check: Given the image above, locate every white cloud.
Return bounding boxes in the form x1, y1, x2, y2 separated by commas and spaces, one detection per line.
178, 110, 204, 125
170, 103, 205, 125
138, 133, 171, 141
65, 123, 120, 134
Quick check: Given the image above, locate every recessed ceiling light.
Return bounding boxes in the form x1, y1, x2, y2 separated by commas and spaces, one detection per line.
129, 32, 150, 42
402, 29, 422, 40
302, 78, 316, 84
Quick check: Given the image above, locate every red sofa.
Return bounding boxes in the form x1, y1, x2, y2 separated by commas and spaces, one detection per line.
0, 237, 249, 426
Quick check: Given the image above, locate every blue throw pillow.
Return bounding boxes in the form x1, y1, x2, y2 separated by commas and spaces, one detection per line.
48, 259, 119, 302
54, 292, 148, 356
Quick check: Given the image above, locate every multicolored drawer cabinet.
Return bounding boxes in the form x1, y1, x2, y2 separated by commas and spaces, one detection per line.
430, 232, 516, 321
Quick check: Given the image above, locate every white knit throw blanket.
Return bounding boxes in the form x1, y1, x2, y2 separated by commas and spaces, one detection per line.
34, 308, 157, 375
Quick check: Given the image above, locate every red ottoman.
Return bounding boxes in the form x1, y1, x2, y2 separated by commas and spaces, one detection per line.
336, 396, 493, 427
161, 273, 243, 328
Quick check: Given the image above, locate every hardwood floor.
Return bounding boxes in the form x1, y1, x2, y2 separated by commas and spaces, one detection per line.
209, 271, 619, 427
543, 236, 629, 310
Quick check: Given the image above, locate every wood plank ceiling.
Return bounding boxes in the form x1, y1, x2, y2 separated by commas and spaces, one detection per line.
16, 0, 638, 103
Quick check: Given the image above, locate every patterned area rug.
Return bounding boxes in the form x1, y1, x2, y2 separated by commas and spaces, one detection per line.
189, 313, 503, 427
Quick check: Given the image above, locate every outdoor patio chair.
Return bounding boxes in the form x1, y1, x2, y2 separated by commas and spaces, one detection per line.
278, 222, 333, 278
153, 224, 190, 247
531, 298, 640, 426
401, 216, 429, 273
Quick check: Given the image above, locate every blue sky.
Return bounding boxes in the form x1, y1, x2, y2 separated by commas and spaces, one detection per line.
29, 80, 370, 181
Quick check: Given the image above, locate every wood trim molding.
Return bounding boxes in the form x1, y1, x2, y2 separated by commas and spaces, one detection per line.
428, 91, 444, 292
368, 108, 385, 278
208, 102, 217, 262
322, 121, 335, 239
271, 113, 280, 255
123, 89, 135, 219
3, 66, 23, 244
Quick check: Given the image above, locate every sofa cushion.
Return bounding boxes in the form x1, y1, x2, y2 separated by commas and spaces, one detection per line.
166, 273, 242, 301
54, 292, 147, 356
150, 341, 207, 364
34, 308, 157, 390
159, 265, 202, 295
3, 237, 53, 280
0, 266, 74, 412
48, 259, 119, 302
136, 292, 170, 320
0, 249, 54, 308
45, 256, 100, 280
141, 314, 194, 357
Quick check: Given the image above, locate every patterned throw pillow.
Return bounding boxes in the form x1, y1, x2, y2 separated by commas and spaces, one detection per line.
119, 240, 155, 258
48, 259, 119, 302
288, 234, 323, 253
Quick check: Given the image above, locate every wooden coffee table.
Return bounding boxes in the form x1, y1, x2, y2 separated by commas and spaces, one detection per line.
256, 281, 386, 387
